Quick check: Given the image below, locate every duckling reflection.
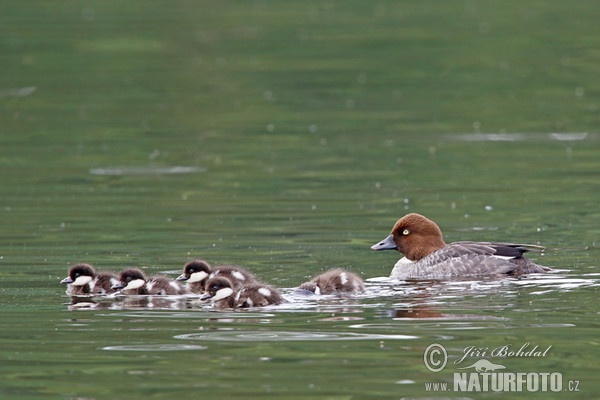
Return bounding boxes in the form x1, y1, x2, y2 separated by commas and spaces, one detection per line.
65, 295, 190, 311
386, 307, 443, 319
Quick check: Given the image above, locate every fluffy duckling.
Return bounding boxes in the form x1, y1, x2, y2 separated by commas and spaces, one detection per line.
112, 268, 188, 295
299, 268, 364, 295
60, 263, 119, 296
176, 260, 211, 294
176, 259, 257, 294
200, 276, 283, 309
208, 265, 258, 287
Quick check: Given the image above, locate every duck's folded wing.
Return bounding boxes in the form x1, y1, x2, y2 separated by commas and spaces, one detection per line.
453, 241, 545, 258
390, 242, 546, 279
391, 252, 516, 279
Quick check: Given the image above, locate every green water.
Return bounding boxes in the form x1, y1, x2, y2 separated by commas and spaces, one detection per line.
2, 1, 600, 399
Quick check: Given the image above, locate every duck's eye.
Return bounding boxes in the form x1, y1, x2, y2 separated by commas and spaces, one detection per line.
402, 229, 410, 235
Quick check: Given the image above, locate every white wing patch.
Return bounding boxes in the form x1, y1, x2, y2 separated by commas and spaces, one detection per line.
339, 272, 348, 285
231, 271, 245, 281
258, 287, 272, 297
234, 289, 243, 302
492, 255, 516, 261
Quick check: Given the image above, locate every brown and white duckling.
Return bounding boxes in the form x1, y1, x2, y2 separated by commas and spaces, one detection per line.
60, 263, 119, 296
200, 276, 283, 309
112, 268, 188, 295
176, 259, 257, 294
234, 283, 285, 308
208, 265, 258, 287
176, 260, 211, 294
299, 268, 364, 295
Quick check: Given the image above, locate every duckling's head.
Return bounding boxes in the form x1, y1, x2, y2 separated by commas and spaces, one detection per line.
112, 268, 147, 291
60, 263, 96, 286
177, 260, 211, 283
200, 276, 234, 302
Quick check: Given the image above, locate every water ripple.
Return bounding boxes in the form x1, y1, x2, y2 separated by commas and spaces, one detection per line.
103, 344, 207, 351
449, 132, 592, 142
89, 166, 206, 176
104, 311, 275, 319
175, 331, 417, 342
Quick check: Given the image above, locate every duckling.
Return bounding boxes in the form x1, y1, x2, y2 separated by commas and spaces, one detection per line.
208, 264, 258, 288
60, 263, 119, 296
176, 259, 257, 294
176, 260, 211, 294
112, 268, 188, 295
200, 276, 283, 309
299, 268, 364, 295
234, 283, 284, 308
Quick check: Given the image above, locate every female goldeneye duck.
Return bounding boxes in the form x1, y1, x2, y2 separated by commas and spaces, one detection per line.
112, 268, 188, 295
200, 276, 283, 309
60, 263, 119, 296
299, 268, 364, 295
371, 213, 551, 279
177, 259, 258, 294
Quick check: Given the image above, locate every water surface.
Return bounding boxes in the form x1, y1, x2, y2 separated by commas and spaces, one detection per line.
2, 1, 600, 399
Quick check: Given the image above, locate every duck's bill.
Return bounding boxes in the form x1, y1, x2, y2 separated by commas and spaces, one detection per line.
371, 234, 398, 251
60, 277, 73, 284
200, 293, 213, 301
176, 273, 189, 281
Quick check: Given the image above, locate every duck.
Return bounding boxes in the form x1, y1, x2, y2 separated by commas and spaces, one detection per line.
200, 276, 283, 309
371, 213, 551, 279
176, 259, 257, 294
112, 268, 188, 295
299, 268, 365, 295
60, 263, 119, 296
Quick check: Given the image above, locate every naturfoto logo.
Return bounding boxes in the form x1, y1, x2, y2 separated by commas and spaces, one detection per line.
423, 343, 580, 393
